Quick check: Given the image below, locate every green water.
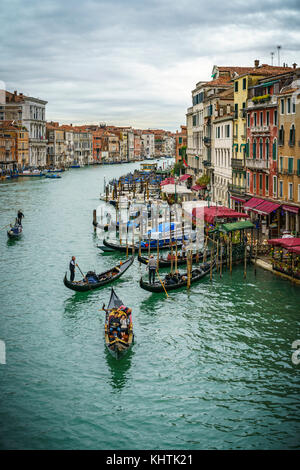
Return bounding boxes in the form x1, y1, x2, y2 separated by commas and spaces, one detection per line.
0, 163, 299, 450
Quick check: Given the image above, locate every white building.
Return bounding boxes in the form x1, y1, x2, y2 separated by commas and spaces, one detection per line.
213, 110, 233, 207
2, 90, 48, 167
141, 132, 155, 158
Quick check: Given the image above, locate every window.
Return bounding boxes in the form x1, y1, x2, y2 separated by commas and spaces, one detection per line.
266, 139, 269, 160
259, 174, 263, 190
243, 78, 247, 90
292, 98, 296, 114
225, 125, 230, 138
179, 137, 182, 144
235, 81, 238, 92
289, 125, 295, 146
234, 103, 238, 119
253, 139, 257, 159
254, 113, 257, 126
260, 112, 263, 126
247, 113, 250, 127
247, 172, 250, 187
297, 159, 300, 176
266, 111, 270, 126
288, 157, 294, 174
273, 176, 277, 196
266, 175, 269, 193
279, 180, 283, 198
280, 99, 285, 114
288, 183, 293, 200
287, 97, 291, 114
259, 138, 263, 159
278, 126, 284, 146
274, 109, 278, 126
246, 139, 250, 158
253, 173, 256, 190
280, 156, 283, 172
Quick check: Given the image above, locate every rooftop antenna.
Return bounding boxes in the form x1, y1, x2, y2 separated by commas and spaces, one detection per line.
277, 45, 282, 66
270, 52, 275, 66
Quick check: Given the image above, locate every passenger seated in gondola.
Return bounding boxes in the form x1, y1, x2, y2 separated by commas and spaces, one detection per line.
120, 314, 128, 332
120, 331, 129, 342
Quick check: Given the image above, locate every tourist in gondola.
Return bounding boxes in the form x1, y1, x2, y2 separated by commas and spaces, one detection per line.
17, 209, 24, 226
69, 256, 78, 282
147, 255, 157, 284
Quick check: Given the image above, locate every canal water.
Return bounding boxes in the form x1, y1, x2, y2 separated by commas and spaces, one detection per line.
0, 162, 299, 450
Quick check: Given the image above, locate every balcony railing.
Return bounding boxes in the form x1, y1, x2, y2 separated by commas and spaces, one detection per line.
231, 158, 244, 169
250, 125, 270, 134
228, 183, 246, 195
246, 158, 269, 170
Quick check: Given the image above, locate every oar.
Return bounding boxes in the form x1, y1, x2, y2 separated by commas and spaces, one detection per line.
156, 269, 169, 298
0, 223, 11, 231
76, 263, 91, 289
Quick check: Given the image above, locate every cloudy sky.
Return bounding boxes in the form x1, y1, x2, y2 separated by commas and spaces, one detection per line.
1, 0, 300, 131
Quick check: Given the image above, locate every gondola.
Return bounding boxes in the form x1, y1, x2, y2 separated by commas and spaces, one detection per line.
63, 255, 134, 292
102, 238, 183, 253
137, 250, 212, 267
7, 223, 23, 239
103, 288, 134, 359
139, 261, 215, 293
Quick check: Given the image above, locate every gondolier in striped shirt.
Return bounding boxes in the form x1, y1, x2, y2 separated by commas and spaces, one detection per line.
147, 255, 157, 284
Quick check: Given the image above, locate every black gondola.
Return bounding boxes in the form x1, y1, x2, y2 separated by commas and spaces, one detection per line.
137, 250, 212, 267
104, 288, 134, 359
7, 223, 23, 239
63, 255, 134, 292
102, 238, 183, 253
139, 262, 214, 293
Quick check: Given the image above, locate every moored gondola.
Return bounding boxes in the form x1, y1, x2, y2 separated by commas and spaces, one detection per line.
137, 250, 212, 267
139, 261, 214, 293
63, 255, 134, 291
102, 238, 183, 253
7, 223, 23, 239
103, 288, 134, 359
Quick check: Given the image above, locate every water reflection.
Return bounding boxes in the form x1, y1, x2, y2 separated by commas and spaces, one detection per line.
105, 347, 134, 392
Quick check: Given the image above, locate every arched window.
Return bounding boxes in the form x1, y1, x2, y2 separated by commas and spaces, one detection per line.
259, 138, 263, 159
266, 139, 269, 160
289, 124, 295, 146
253, 139, 257, 159
279, 125, 284, 146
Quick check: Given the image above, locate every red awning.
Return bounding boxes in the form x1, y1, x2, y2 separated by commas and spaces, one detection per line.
160, 177, 175, 186
282, 205, 299, 214
179, 174, 192, 181
191, 184, 206, 191
268, 238, 300, 247
288, 246, 300, 255
230, 196, 246, 203
244, 197, 264, 210
192, 206, 249, 224
252, 201, 280, 215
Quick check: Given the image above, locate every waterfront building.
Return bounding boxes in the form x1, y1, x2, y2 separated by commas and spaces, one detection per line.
1, 90, 47, 167
141, 132, 155, 158
231, 61, 292, 207
46, 122, 67, 167
134, 130, 142, 160
0, 120, 29, 170
174, 125, 187, 163
212, 101, 234, 207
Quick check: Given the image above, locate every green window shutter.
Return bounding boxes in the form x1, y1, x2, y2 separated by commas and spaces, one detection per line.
297, 159, 300, 176
272, 141, 277, 160
253, 141, 256, 159
288, 157, 293, 174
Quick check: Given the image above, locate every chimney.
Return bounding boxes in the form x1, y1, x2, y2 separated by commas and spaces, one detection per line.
293, 63, 297, 69
254, 59, 259, 68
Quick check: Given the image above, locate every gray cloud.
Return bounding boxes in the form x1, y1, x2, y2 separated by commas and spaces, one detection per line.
0, 0, 299, 130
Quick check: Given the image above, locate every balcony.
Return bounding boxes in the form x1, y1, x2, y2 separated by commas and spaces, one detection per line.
246, 158, 269, 171
228, 183, 246, 195
203, 136, 211, 146
231, 158, 244, 169
250, 125, 270, 134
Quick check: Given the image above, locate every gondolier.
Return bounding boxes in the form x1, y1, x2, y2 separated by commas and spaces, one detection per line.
69, 256, 77, 282
147, 255, 157, 284
17, 209, 24, 226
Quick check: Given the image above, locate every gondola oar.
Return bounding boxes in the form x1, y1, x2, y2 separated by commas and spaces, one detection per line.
156, 269, 169, 298
0, 223, 11, 231
76, 264, 91, 289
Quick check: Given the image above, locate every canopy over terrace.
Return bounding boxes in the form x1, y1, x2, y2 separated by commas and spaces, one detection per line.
192, 206, 250, 224
161, 184, 193, 195
179, 174, 192, 182
218, 221, 255, 233
244, 197, 280, 215
268, 238, 300, 248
